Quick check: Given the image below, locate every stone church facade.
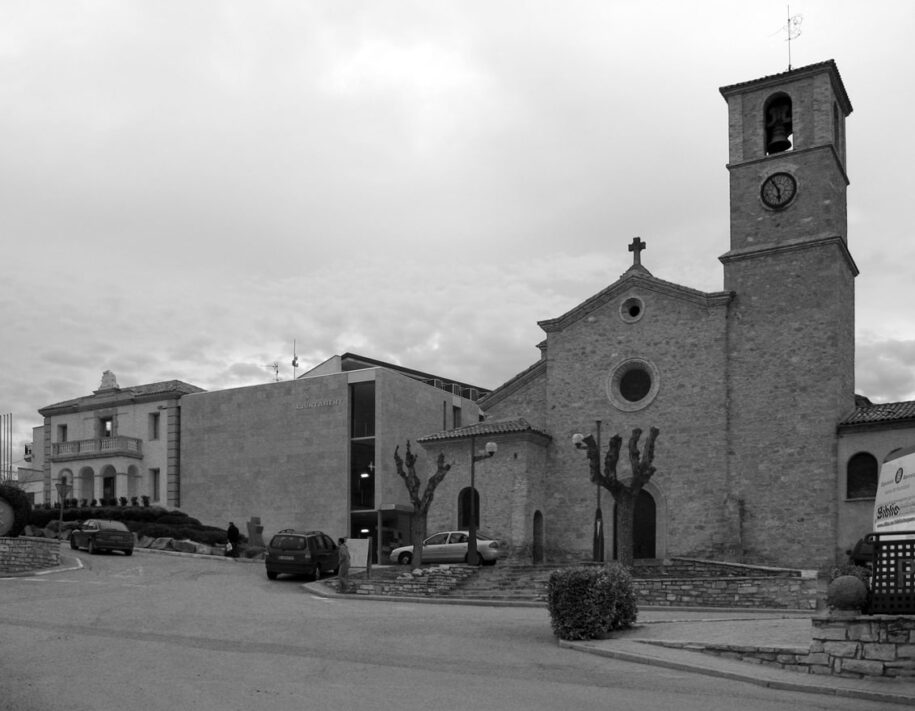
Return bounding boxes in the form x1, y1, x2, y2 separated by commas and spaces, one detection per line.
420, 60, 910, 570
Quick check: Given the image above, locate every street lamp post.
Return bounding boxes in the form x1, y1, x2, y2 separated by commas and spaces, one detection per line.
572, 420, 604, 563
55, 477, 72, 535
467, 434, 497, 566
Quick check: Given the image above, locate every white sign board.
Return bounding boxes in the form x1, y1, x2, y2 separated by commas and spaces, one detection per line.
873, 445, 915, 533
346, 538, 372, 569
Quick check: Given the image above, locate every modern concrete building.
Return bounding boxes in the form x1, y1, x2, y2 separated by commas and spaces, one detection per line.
180, 353, 489, 561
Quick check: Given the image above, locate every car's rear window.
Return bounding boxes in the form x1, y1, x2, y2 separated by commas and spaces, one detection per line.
98, 521, 129, 532
270, 535, 307, 551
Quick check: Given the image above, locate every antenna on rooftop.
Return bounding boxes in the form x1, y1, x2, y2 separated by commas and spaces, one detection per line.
265, 362, 279, 382
292, 340, 299, 380
783, 4, 803, 70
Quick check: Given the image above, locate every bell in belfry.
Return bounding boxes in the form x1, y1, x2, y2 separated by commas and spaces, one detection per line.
766, 96, 793, 153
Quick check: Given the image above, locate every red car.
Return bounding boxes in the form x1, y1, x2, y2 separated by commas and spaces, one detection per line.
70, 519, 135, 555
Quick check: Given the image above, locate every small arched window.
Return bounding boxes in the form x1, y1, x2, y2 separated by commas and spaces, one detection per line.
764, 93, 793, 154
846, 452, 878, 499
457, 487, 479, 529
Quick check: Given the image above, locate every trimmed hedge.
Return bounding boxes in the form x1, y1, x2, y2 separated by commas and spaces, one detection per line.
0, 484, 33, 538
29, 505, 236, 547
547, 563, 638, 641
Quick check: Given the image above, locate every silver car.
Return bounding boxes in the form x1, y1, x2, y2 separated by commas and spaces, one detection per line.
389, 530, 501, 566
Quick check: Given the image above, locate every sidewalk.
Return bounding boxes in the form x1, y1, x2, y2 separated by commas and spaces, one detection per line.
561, 609, 915, 707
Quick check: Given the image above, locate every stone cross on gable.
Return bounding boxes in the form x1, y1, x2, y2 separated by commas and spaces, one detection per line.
628, 237, 646, 266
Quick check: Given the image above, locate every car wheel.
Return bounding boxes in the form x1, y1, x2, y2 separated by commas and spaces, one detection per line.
124, 549, 133, 556
398, 552, 412, 565
70, 536, 78, 550
267, 571, 278, 580
88, 539, 96, 554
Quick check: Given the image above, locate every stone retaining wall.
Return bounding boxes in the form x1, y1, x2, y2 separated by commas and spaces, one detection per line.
329, 565, 479, 597
809, 613, 915, 678
633, 573, 820, 609
653, 613, 915, 679
0, 536, 60, 573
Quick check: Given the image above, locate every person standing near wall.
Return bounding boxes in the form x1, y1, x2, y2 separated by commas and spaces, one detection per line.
226, 522, 240, 558
337, 537, 351, 592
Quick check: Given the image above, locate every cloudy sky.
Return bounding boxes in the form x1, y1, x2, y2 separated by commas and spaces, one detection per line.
2, 1, 915, 462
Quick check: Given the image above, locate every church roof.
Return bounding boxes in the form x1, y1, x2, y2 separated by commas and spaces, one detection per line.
839, 400, 915, 430
476, 358, 546, 410
538, 267, 733, 334
417, 417, 551, 444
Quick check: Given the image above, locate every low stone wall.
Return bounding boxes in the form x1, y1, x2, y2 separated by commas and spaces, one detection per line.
0, 536, 60, 574
328, 565, 479, 597
633, 571, 820, 610
652, 612, 915, 679
809, 613, 915, 678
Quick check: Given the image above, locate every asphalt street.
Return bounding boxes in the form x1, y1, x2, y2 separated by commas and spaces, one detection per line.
0, 546, 908, 711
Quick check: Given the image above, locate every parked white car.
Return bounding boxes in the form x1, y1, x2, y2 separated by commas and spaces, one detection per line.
389, 530, 501, 566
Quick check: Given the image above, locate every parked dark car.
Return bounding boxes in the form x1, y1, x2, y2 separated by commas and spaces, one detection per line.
264, 529, 339, 581
70, 519, 134, 555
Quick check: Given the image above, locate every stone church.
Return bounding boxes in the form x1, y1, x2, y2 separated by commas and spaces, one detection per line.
420, 60, 913, 570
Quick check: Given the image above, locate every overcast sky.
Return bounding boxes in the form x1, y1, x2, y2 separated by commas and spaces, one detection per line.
3, 1, 915, 463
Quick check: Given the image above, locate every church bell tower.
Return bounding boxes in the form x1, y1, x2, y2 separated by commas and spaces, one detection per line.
718, 61, 857, 567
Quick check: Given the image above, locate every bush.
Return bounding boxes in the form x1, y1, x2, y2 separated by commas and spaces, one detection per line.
156, 513, 202, 527
547, 563, 638, 641
0, 484, 33, 537
831, 563, 871, 590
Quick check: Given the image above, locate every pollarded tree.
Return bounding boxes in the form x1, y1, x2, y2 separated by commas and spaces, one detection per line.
580, 427, 660, 568
393, 441, 451, 567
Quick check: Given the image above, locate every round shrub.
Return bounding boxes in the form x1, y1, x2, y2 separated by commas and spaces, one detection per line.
0, 484, 33, 537
830, 564, 871, 589
547, 563, 638, 641
827, 575, 868, 611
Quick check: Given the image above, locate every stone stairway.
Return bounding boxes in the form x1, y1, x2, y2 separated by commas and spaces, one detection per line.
446, 564, 554, 602
444, 558, 823, 609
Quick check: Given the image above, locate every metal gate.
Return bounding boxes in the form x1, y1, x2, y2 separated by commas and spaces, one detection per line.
865, 531, 915, 614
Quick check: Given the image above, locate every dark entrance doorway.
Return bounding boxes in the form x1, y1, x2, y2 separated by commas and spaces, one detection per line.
532, 510, 544, 564
613, 489, 656, 560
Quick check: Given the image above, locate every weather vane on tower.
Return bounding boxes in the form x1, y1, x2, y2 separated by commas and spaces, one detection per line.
782, 4, 803, 71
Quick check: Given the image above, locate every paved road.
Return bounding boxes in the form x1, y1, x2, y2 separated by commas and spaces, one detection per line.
0, 548, 903, 710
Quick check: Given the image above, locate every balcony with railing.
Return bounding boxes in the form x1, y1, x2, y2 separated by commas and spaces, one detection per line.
51, 436, 143, 462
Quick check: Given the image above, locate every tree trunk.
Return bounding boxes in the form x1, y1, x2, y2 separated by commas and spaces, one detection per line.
409, 514, 427, 568
615, 491, 635, 569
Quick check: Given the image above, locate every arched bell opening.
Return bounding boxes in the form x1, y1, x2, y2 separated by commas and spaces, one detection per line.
764, 92, 793, 154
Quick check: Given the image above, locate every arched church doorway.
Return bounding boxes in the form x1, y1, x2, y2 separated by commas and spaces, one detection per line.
532, 510, 544, 564
613, 489, 657, 560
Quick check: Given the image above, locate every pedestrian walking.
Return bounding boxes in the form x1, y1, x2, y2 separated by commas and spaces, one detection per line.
226, 521, 240, 558
337, 537, 351, 592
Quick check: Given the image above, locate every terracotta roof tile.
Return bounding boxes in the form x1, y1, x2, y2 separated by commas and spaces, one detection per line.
417, 417, 550, 443
840, 400, 915, 427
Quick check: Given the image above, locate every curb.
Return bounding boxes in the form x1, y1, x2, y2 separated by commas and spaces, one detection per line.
300, 581, 546, 607
559, 639, 915, 707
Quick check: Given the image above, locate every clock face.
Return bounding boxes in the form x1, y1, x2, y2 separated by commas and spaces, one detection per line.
761, 172, 797, 209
